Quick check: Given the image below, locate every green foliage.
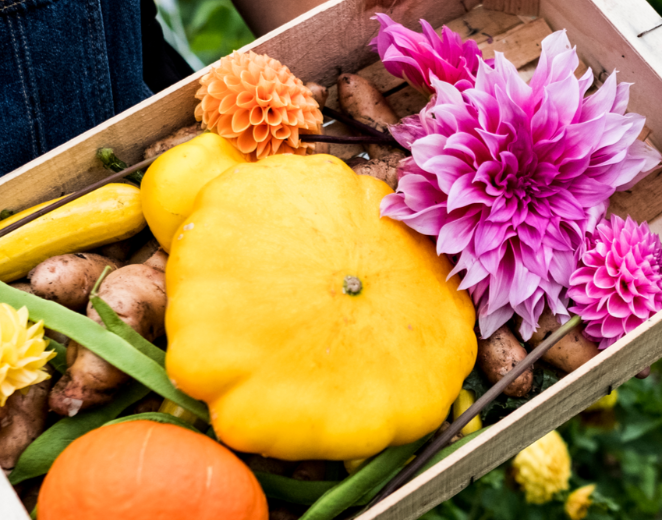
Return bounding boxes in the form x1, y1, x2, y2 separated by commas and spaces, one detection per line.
425, 361, 662, 519
156, 0, 254, 68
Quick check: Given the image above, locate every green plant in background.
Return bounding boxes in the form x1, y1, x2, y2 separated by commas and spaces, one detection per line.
155, 0, 254, 69
421, 361, 662, 520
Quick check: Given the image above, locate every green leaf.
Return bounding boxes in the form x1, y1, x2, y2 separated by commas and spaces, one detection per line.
254, 472, 340, 505
620, 418, 662, 443
299, 435, 431, 520
9, 382, 149, 485
0, 281, 209, 422
103, 412, 201, 432
90, 296, 165, 367
46, 337, 68, 374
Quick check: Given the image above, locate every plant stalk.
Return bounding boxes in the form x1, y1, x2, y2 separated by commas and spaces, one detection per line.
364, 314, 583, 510
300, 134, 398, 145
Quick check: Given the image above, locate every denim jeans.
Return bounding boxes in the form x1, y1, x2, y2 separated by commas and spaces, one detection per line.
0, 0, 153, 176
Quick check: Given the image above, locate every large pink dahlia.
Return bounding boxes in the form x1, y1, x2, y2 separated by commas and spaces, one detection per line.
370, 14, 483, 96
381, 30, 662, 340
568, 215, 662, 349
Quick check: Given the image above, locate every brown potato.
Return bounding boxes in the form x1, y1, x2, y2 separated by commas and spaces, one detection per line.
351, 151, 404, 190
0, 375, 52, 472
29, 253, 120, 311
143, 123, 203, 160
49, 262, 166, 416
337, 73, 399, 159
524, 307, 600, 374
477, 326, 533, 397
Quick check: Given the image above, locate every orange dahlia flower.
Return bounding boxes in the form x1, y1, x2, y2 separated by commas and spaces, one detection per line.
194, 51, 324, 161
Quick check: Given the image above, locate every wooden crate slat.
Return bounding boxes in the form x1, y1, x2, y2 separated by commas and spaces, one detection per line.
541, 0, 662, 151
0, 473, 30, 520
478, 17, 551, 67
357, 308, 662, 520
482, 0, 540, 16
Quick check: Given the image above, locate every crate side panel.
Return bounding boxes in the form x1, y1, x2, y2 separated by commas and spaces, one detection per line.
540, 0, 662, 149
0, 472, 30, 520
357, 310, 662, 520
0, 0, 478, 213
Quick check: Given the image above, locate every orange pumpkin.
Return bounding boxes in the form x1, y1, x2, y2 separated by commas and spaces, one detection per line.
37, 420, 268, 520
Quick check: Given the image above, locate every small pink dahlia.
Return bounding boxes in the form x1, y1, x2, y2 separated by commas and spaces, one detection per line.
380, 30, 662, 340
568, 215, 662, 349
370, 14, 483, 96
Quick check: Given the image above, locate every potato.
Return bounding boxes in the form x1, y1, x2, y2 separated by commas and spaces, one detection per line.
0, 375, 52, 472
49, 254, 167, 416
29, 253, 120, 311
477, 326, 533, 397
143, 123, 203, 160
523, 307, 600, 374
351, 151, 404, 190
337, 73, 400, 159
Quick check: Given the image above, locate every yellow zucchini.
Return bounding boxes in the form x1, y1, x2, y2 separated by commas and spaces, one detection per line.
0, 184, 146, 282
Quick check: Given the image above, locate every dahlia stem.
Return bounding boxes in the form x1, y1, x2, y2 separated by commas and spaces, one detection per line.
300, 134, 398, 145
365, 314, 583, 509
0, 154, 159, 240
322, 106, 392, 139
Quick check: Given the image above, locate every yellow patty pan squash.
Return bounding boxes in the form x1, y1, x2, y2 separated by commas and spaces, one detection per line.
165, 154, 477, 461
141, 132, 246, 252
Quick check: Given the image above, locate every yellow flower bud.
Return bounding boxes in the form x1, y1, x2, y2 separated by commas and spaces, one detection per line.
452, 389, 482, 435
0, 303, 55, 406
565, 484, 595, 520
512, 430, 571, 504
585, 390, 618, 412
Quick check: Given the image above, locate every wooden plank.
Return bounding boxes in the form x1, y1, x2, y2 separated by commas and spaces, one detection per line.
609, 166, 662, 224
479, 17, 552, 68
357, 308, 662, 520
0, 0, 478, 214
483, 0, 540, 16
0, 472, 29, 520
540, 0, 662, 152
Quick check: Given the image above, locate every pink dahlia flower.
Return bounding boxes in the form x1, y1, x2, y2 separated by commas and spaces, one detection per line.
568, 215, 662, 349
370, 14, 483, 96
381, 30, 662, 340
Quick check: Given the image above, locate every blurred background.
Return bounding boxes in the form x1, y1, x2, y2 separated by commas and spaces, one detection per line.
155, 0, 254, 70
155, 1, 662, 519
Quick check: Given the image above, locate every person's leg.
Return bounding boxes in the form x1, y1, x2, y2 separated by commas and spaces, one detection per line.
0, 0, 151, 176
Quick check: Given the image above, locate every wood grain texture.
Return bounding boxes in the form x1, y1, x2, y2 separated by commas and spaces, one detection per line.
482, 0, 540, 16
357, 308, 662, 520
479, 17, 551, 67
541, 0, 662, 151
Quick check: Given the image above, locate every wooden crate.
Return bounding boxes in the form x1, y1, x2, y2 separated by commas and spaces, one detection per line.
3, 0, 662, 518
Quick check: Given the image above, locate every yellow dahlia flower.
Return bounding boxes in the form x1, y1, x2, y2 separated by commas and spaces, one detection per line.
512, 430, 571, 504
194, 51, 323, 161
0, 303, 55, 406
565, 484, 595, 520
585, 390, 618, 412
